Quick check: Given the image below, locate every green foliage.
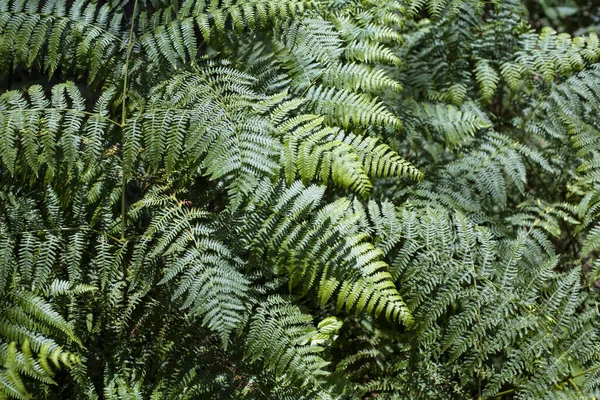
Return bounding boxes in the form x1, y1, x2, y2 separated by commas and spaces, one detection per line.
1, 0, 600, 398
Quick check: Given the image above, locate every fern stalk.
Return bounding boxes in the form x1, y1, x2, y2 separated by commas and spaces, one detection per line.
120, 0, 138, 241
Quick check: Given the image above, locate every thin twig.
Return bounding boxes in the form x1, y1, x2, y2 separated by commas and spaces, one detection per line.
120, 0, 138, 241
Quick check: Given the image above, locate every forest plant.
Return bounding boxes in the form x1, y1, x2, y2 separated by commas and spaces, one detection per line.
0, 0, 600, 399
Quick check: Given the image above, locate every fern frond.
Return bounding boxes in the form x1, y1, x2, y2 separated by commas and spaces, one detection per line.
281, 115, 372, 196
132, 192, 249, 347
474, 59, 500, 102
245, 182, 412, 325
0, 0, 124, 80
509, 28, 600, 85
137, 0, 310, 67
322, 62, 402, 94
246, 295, 330, 388
407, 100, 491, 145
139, 67, 281, 202
344, 40, 402, 66
305, 85, 402, 130
0, 83, 118, 181
334, 130, 422, 181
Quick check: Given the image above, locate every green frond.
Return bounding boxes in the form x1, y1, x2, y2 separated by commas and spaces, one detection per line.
322, 62, 402, 94
0, 83, 118, 182
0, 342, 30, 400
246, 295, 331, 388
0, 292, 82, 398
334, 130, 422, 181
140, 67, 281, 202
582, 226, 600, 258
2, 1, 600, 398
344, 40, 401, 66
439, 132, 554, 209
510, 28, 600, 85
6, 291, 76, 343
366, 200, 600, 398
336, 272, 414, 326
0, 0, 124, 80
137, 0, 310, 67
131, 192, 249, 347
474, 59, 500, 102
405, 0, 474, 19
500, 61, 522, 91
278, 115, 422, 195
304, 85, 402, 130
245, 181, 412, 325
407, 101, 491, 146
280, 114, 371, 196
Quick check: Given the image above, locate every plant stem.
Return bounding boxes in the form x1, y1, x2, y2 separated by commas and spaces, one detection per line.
491, 388, 515, 398
120, 0, 138, 241
568, 378, 584, 399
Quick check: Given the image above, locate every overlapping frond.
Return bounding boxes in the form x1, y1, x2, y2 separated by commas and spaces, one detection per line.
243, 181, 413, 326
278, 114, 421, 197
505, 28, 600, 87
0, 83, 118, 181
246, 296, 331, 389
137, 0, 310, 67
131, 192, 249, 347
361, 201, 600, 398
0, 0, 125, 80
405, 101, 491, 146
136, 66, 281, 203
2, 0, 600, 398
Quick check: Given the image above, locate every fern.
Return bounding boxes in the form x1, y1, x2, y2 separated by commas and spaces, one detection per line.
130, 191, 249, 347
246, 296, 331, 389
2, 0, 600, 398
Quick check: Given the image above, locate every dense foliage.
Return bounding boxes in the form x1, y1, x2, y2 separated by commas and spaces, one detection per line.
1, 0, 600, 398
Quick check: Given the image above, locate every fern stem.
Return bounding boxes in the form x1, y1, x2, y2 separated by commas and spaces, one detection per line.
572, 364, 600, 379
120, 0, 138, 241
568, 378, 584, 399
300, 69, 326, 99
490, 388, 515, 398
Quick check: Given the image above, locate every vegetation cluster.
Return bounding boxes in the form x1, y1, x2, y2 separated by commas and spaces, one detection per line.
1, 0, 600, 398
